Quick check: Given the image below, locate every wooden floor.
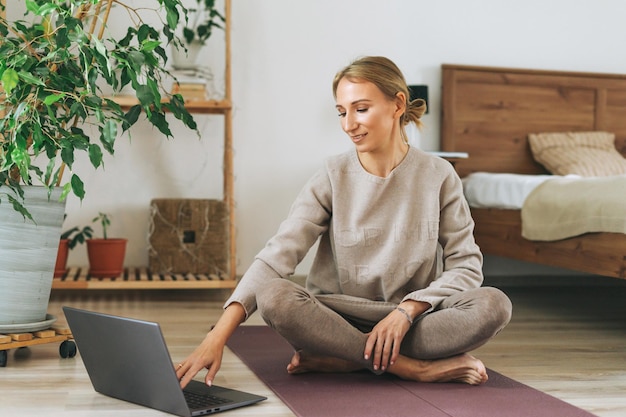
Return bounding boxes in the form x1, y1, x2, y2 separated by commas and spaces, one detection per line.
1, 278, 625, 417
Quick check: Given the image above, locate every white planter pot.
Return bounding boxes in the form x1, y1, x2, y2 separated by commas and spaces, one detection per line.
171, 41, 203, 70
0, 186, 65, 328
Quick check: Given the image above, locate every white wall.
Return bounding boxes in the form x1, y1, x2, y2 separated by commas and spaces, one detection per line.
62, 0, 626, 277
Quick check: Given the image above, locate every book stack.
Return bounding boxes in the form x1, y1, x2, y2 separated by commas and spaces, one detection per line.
170, 70, 208, 101
171, 80, 207, 101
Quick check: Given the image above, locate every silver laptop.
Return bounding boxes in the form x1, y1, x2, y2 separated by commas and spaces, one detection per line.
63, 306, 266, 416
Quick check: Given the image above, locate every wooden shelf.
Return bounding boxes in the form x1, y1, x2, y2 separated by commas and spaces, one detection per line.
109, 95, 232, 115
52, 267, 237, 290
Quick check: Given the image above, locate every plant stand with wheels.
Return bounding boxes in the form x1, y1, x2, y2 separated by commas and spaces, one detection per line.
0, 327, 76, 367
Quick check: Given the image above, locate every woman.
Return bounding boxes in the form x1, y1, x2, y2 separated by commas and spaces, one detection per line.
177, 56, 512, 388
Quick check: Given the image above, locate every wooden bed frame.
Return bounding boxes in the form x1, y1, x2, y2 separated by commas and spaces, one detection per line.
440, 64, 626, 279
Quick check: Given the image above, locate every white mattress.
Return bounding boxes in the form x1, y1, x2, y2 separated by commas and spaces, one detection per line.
461, 172, 578, 209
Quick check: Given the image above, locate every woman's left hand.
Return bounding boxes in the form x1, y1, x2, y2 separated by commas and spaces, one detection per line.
363, 301, 430, 371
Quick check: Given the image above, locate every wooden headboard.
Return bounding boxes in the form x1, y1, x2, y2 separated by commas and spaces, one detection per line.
440, 64, 626, 178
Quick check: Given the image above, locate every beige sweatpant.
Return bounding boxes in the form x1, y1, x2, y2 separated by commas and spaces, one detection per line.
256, 279, 512, 373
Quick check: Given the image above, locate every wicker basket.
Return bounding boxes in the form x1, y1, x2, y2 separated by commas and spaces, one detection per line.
148, 199, 229, 277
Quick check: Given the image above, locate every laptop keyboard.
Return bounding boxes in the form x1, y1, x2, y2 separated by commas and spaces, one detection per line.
184, 390, 231, 409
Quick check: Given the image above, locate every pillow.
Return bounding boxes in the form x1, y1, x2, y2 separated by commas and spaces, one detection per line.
528, 131, 626, 176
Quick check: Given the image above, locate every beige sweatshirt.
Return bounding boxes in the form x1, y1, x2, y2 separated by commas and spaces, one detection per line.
225, 147, 483, 318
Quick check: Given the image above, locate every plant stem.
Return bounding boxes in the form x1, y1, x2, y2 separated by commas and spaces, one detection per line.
88, 1, 104, 36
98, 0, 114, 40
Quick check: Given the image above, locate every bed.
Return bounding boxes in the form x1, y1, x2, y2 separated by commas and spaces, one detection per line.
440, 64, 626, 279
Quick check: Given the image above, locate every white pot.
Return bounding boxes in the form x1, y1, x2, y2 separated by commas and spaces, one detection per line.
171, 41, 203, 70
0, 186, 66, 327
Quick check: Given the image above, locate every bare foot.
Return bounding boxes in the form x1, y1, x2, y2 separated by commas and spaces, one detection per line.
286, 350, 488, 386
388, 353, 488, 385
286, 350, 363, 374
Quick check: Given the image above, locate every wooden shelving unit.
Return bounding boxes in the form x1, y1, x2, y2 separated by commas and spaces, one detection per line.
108, 0, 237, 287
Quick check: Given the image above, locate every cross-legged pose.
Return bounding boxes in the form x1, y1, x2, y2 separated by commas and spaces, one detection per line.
177, 56, 512, 389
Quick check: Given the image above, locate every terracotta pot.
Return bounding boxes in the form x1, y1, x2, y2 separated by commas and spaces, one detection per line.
54, 239, 70, 277
86, 238, 127, 278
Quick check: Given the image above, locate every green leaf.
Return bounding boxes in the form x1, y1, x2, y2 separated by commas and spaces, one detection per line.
137, 24, 150, 42
44, 157, 56, 186
141, 40, 161, 53
60, 182, 72, 202
148, 111, 172, 137
128, 51, 146, 72
163, 26, 175, 43
183, 27, 195, 45
119, 66, 132, 90
136, 84, 156, 108
61, 144, 75, 168
100, 120, 118, 154
154, 45, 168, 63
88, 66, 98, 92
43, 93, 66, 106
123, 105, 142, 131
1, 68, 19, 94
165, 4, 180, 29
92, 36, 108, 60
24, 0, 39, 14
35, 2, 58, 16
55, 27, 69, 47
118, 27, 135, 48
10, 147, 31, 182
88, 143, 103, 169
10, 146, 29, 166
166, 94, 197, 130
71, 174, 85, 200
32, 124, 46, 154
18, 71, 45, 86
8, 194, 34, 222
147, 77, 161, 106
84, 95, 103, 108
69, 101, 87, 121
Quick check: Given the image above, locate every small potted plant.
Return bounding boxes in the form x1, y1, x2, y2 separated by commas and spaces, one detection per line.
54, 223, 94, 278
171, 0, 226, 69
86, 212, 127, 278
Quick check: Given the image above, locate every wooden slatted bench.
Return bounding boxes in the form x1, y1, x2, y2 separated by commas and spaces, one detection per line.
52, 266, 238, 290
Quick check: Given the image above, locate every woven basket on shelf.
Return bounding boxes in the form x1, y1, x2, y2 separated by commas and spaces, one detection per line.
148, 199, 229, 278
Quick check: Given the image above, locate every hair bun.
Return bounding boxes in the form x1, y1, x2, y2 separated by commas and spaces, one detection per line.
410, 98, 427, 118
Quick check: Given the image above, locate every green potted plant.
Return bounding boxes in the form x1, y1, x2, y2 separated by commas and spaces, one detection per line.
171, 0, 225, 69
0, 0, 200, 329
85, 212, 126, 278
54, 223, 94, 278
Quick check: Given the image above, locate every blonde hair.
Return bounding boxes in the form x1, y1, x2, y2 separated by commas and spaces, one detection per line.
332, 56, 426, 143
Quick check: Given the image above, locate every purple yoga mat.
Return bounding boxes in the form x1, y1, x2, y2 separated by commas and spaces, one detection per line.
226, 326, 597, 417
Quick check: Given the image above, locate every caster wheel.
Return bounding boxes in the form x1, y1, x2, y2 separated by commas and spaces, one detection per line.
0, 350, 7, 367
59, 340, 77, 358
14, 346, 31, 360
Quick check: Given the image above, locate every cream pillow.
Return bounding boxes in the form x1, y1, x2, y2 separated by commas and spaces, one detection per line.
528, 131, 626, 176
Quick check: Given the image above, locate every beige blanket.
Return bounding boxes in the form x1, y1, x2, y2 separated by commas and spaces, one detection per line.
521, 175, 626, 241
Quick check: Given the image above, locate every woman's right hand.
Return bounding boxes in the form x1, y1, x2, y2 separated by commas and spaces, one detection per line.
176, 302, 246, 388
176, 331, 225, 389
